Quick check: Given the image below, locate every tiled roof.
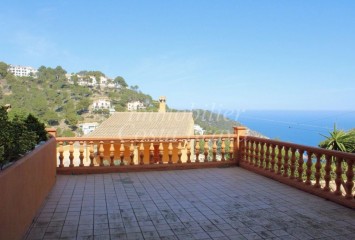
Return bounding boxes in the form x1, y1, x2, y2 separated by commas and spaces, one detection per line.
87, 112, 194, 137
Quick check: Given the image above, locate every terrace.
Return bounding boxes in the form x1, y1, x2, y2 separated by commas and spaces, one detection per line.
1, 127, 354, 239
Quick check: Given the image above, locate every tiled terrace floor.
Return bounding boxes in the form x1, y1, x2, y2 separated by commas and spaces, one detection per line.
26, 167, 355, 240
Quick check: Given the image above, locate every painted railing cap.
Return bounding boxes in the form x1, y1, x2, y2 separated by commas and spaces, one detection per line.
242, 136, 355, 160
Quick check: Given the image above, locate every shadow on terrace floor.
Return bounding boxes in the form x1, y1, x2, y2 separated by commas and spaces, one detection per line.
26, 167, 355, 240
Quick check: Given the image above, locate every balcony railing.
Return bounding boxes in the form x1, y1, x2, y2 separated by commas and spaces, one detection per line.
55, 134, 238, 174
239, 136, 355, 209
53, 127, 354, 209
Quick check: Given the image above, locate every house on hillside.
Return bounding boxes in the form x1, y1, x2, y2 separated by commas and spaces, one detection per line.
88, 96, 194, 164
92, 99, 111, 110
127, 101, 146, 111
99, 76, 107, 85
8, 65, 37, 77
88, 76, 97, 86
194, 124, 205, 135
78, 122, 98, 135
65, 73, 120, 88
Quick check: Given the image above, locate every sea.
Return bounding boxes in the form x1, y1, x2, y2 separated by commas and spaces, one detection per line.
226, 110, 355, 147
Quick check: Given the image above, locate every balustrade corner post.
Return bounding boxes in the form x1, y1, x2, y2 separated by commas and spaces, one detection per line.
233, 126, 247, 166
46, 128, 57, 138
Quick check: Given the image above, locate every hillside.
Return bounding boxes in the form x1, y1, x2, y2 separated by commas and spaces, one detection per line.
0, 61, 265, 137
0, 63, 159, 136
191, 109, 264, 137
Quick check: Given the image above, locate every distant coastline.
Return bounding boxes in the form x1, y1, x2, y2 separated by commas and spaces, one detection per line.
227, 110, 355, 147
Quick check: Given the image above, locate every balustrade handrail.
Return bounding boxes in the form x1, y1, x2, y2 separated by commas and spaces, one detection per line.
241, 136, 355, 160
56, 134, 239, 142
55, 134, 239, 174
53, 130, 354, 208
240, 135, 354, 209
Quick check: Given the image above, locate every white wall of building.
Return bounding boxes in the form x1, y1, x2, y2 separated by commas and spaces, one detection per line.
79, 122, 98, 135
127, 101, 146, 111
194, 124, 205, 135
8, 65, 37, 77
92, 99, 111, 109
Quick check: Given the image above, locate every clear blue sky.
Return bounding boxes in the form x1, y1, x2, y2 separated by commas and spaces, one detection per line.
1, 0, 354, 111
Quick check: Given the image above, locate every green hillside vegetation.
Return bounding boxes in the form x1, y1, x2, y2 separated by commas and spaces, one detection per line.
192, 109, 241, 134
0, 107, 48, 169
0, 61, 158, 136
1, 60, 261, 137
319, 125, 355, 153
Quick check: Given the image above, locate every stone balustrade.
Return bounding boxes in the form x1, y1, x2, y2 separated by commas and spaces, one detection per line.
55, 134, 238, 174
239, 136, 355, 209
53, 127, 354, 209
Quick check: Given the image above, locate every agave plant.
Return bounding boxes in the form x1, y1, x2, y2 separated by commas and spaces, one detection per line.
319, 124, 355, 153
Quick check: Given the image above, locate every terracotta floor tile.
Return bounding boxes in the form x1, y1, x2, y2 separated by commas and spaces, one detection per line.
25, 168, 355, 240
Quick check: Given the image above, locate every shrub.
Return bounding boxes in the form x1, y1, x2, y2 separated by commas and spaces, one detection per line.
0, 107, 48, 170
25, 114, 48, 142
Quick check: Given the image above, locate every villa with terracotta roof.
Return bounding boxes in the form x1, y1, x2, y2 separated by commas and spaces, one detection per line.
88, 112, 194, 138
88, 96, 194, 164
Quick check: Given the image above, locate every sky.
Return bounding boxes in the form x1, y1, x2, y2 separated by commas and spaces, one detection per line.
1, 0, 354, 111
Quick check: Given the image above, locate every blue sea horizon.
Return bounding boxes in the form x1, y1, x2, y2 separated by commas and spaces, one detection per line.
226, 110, 355, 147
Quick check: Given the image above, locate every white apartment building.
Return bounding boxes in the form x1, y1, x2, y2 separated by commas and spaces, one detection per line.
92, 99, 111, 109
65, 74, 122, 89
127, 101, 146, 111
8, 65, 37, 77
89, 76, 98, 86
79, 122, 98, 135
109, 108, 116, 115
99, 76, 108, 85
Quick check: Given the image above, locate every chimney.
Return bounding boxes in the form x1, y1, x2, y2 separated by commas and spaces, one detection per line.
158, 96, 166, 113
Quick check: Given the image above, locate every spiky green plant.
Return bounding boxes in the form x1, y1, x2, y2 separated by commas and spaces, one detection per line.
319, 124, 355, 153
